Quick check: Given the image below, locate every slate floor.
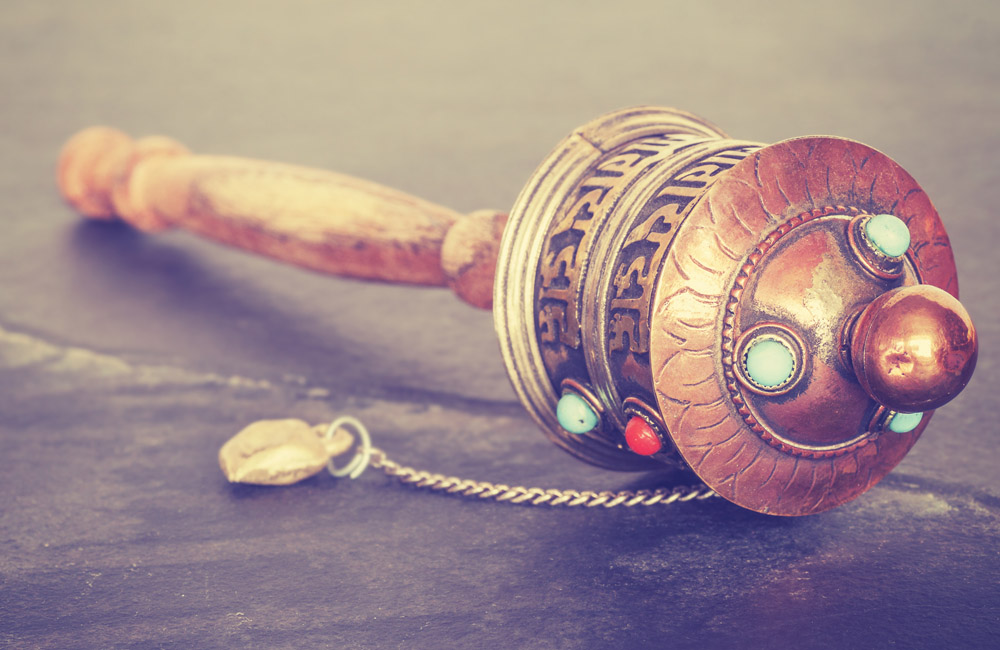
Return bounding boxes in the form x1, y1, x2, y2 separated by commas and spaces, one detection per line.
2, 2, 998, 648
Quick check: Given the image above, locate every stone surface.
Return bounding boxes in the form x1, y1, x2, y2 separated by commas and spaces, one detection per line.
744, 338, 796, 388
866, 213, 912, 258
889, 411, 924, 433
556, 393, 599, 434
1, 2, 998, 649
624, 416, 662, 456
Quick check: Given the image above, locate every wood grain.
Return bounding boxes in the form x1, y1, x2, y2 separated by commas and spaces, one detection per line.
57, 127, 503, 308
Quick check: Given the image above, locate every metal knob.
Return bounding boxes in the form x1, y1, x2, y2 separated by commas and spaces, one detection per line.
850, 284, 978, 413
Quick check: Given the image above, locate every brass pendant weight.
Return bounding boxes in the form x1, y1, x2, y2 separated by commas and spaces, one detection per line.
57, 107, 978, 516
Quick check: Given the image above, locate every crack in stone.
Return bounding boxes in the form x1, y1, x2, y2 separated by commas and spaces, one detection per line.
0, 324, 283, 393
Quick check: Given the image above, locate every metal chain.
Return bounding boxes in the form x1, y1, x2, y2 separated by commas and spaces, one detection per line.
368, 447, 718, 508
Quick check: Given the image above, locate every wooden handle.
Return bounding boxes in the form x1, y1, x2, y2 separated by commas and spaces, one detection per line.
56, 127, 505, 309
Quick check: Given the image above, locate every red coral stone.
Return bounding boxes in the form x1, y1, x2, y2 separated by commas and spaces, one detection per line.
625, 416, 662, 456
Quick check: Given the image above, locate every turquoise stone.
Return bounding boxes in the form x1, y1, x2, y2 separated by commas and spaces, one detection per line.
865, 214, 911, 258
888, 411, 923, 433
556, 393, 599, 434
745, 338, 795, 388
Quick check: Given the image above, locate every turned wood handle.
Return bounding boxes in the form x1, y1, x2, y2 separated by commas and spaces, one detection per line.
56, 127, 506, 309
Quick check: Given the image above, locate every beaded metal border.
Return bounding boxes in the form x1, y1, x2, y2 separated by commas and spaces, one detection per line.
720, 204, 878, 459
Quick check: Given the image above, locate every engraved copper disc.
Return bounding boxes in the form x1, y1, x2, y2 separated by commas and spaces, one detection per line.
649, 136, 958, 515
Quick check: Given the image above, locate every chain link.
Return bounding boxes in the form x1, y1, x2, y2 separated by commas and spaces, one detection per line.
368, 448, 718, 508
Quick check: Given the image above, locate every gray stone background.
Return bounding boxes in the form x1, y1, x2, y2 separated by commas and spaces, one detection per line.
1, 1, 997, 648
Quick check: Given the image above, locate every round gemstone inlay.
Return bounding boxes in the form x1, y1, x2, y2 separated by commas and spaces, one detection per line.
887, 411, 923, 433
744, 338, 796, 389
624, 416, 662, 456
556, 393, 599, 434
865, 214, 911, 258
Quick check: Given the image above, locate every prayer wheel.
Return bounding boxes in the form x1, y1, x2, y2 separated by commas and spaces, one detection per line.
494, 107, 976, 514
58, 106, 978, 515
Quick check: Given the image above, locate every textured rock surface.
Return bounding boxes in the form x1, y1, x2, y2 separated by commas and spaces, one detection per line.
1, 2, 998, 648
